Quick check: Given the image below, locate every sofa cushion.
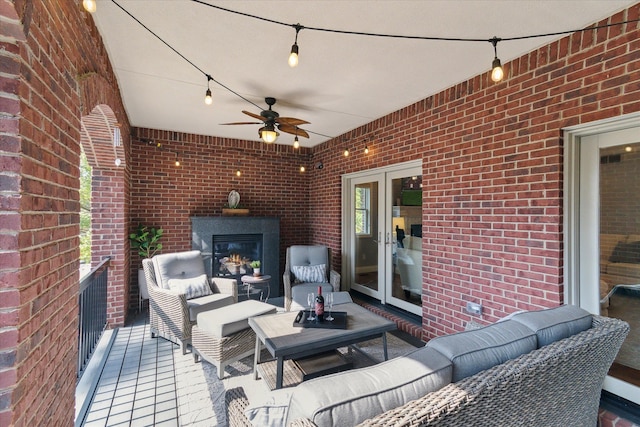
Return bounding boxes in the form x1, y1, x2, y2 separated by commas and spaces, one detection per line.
167, 274, 212, 299
292, 264, 327, 284
244, 389, 292, 427
426, 320, 537, 382
186, 293, 235, 322
196, 300, 276, 338
509, 305, 592, 348
152, 250, 206, 289
285, 346, 452, 426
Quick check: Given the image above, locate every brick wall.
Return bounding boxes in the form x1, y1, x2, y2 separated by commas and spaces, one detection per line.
305, 4, 640, 340
0, 1, 129, 426
129, 129, 311, 303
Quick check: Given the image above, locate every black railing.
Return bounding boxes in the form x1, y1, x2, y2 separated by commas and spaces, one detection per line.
77, 257, 110, 379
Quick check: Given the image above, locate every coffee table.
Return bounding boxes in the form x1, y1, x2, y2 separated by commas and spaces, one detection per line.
248, 302, 397, 389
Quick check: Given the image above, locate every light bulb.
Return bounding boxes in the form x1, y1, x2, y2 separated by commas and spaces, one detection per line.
300, 165, 305, 172
175, 160, 180, 167
204, 88, 212, 105
491, 58, 504, 82
115, 158, 121, 167
293, 136, 300, 149
259, 125, 279, 143
83, 0, 97, 13
625, 146, 633, 152
288, 44, 299, 68
236, 169, 241, 177
364, 146, 369, 155
343, 148, 350, 157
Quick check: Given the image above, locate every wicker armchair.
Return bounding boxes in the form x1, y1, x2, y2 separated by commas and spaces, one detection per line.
283, 245, 341, 311
226, 315, 629, 427
142, 250, 238, 354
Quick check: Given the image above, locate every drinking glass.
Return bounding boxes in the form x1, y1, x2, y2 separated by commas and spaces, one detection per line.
326, 292, 334, 321
307, 292, 316, 321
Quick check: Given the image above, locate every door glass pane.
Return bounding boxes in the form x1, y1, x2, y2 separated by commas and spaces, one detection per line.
392, 176, 422, 307
355, 182, 378, 291
599, 141, 640, 387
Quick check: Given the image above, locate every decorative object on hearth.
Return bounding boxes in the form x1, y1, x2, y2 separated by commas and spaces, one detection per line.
228, 190, 240, 208
250, 260, 261, 276
222, 189, 249, 216
221, 97, 310, 144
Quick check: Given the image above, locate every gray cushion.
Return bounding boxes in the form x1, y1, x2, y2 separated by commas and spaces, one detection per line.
186, 293, 235, 322
196, 300, 276, 338
289, 246, 329, 277
167, 274, 212, 300
285, 347, 452, 426
426, 320, 537, 382
152, 250, 206, 289
509, 305, 592, 348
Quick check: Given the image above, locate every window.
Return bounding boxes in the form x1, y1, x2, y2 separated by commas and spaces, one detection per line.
355, 184, 371, 235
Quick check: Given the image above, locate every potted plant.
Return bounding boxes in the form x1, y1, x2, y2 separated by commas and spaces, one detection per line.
129, 225, 163, 310
250, 260, 261, 276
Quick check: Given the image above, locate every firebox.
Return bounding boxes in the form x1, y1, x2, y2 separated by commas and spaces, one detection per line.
212, 234, 262, 279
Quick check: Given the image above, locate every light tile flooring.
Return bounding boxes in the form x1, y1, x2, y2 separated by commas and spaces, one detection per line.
81, 312, 233, 426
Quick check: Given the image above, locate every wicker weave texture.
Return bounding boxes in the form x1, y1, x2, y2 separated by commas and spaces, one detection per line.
192, 326, 256, 377
227, 315, 628, 427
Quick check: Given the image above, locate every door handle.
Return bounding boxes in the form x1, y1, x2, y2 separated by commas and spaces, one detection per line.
385, 232, 391, 245
373, 232, 382, 244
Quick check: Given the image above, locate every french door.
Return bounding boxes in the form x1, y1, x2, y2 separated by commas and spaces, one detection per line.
565, 113, 640, 405
342, 160, 422, 316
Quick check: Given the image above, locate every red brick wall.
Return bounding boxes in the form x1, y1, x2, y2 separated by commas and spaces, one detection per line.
129, 129, 311, 302
306, 5, 640, 340
0, 1, 129, 426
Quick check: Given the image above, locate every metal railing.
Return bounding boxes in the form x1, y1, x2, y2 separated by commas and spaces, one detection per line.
77, 256, 110, 379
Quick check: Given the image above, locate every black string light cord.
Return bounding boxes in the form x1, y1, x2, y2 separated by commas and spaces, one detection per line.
111, 0, 639, 136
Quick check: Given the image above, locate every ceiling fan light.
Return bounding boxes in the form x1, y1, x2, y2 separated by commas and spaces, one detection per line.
259, 126, 279, 143
288, 43, 299, 68
83, 0, 97, 13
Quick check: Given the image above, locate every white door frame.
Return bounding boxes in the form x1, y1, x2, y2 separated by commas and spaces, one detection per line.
564, 111, 640, 405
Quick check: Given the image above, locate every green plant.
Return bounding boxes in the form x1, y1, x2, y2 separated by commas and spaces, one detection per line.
250, 260, 261, 268
129, 225, 163, 259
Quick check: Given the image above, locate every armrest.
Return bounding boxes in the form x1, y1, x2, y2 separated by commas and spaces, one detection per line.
329, 270, 341, 292
225, 387, 252, 427
290, 420, 317, 427
211, 277, 238, 303
283, 273, 293, 311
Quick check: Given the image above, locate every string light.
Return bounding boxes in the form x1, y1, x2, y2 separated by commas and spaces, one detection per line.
236, 168, 241, 177
83, 0, 96, 13
175, 159, 181, 167
204, 75, 213, 105
293, 135, 300, 149
300, 165, 305, 172
288, 24, 303, 68
343, 148, 350, 157
490, 37, 504, 83
364, 146, 369, 155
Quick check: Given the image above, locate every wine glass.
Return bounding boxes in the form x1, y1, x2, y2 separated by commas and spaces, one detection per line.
326, 292, 334, 321
307, 292, 316, 321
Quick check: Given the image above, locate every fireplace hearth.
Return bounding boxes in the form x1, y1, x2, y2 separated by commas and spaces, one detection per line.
191, 217, 280, 300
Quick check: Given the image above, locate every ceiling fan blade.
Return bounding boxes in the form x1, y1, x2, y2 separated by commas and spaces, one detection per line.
242, 110, 266, 122
276, 117, 310, 126
278, 124, 310, 138
220, 121, 262, 125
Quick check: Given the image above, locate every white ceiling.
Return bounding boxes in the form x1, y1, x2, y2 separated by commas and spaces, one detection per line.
91, 0, 636, 147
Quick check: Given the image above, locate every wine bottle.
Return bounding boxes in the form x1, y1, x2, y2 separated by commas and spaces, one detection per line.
315, 286, 325, 322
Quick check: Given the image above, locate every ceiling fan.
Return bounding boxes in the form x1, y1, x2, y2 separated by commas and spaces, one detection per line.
222, 97, 310, 143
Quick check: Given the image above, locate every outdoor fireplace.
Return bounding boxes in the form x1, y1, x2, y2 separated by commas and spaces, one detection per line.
191, 216, 280, 300
213, 234, 262, 279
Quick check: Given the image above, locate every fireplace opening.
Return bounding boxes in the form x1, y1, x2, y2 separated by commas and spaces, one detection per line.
213, 234, 262, 281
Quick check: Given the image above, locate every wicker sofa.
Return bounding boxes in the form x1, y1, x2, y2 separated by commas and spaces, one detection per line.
226, 305, 629, 427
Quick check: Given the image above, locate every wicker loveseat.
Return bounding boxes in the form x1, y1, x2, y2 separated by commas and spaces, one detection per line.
226, 306, 629, 427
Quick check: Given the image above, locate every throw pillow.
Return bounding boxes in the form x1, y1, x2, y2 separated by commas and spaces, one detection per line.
292, 264, 326, 283
167, 274, 212, 299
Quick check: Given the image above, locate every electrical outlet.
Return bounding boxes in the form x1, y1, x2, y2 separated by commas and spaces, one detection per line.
466, 301, 482, 315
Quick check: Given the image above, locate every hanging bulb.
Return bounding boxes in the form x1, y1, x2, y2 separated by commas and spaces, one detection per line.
288, 44, 299, 68
236, 169, 241, 177
293, 135, 300, 149
300, 165, 305, 172
364, 146, 369, 155
204, 88, 212, 105
490, 37, 504, 82
83, 0, 97, 13
343, 148, 350, 157
288, 24, 302, 68
175, 160, 181, 167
